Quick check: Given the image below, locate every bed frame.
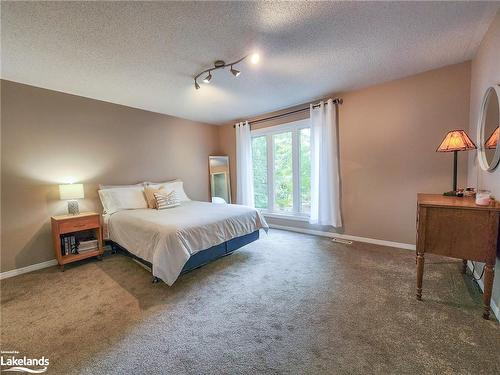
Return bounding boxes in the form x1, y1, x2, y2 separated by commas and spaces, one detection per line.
108, 230, 260, 283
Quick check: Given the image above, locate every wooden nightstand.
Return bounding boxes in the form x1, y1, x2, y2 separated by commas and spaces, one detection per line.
51, 212, 103, 271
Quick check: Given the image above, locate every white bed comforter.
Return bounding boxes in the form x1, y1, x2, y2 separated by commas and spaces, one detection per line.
108, 201, 268, 285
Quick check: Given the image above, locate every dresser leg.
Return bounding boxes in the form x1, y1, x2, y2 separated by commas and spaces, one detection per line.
482, 264, 494, 320
416, 253, 425, 301
461, 259, 467, 275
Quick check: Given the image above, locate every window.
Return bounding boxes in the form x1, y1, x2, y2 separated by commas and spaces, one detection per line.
274, 131, 293, 212
299, 128, 311, 214
251, 119, 310, 218
252, 136, 268, 209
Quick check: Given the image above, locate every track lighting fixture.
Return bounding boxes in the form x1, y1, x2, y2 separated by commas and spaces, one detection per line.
193, 52, 260, 90
203, 71, 212, 83
230, 66, 241, 77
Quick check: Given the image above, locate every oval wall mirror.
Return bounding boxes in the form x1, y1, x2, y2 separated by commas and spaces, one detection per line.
477, 85, 500, 172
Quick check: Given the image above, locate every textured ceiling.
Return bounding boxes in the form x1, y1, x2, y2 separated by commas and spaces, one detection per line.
1, 1, 498, 124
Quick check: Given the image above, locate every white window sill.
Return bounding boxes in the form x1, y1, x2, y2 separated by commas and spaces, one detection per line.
260, 211, 310, 222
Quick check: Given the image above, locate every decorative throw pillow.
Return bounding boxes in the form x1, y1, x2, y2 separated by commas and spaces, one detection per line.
146, 180, 190, 202
154, 191, 180, 210
144, 186, 164, 209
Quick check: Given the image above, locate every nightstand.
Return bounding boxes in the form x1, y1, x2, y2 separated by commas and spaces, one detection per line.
51, 212, 103, 271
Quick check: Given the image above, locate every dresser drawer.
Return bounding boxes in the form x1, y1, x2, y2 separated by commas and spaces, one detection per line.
59, 216, 100, 234
423, 206, 497, 263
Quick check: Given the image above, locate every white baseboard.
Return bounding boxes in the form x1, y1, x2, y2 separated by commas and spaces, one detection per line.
269, 224, 416, 251
467, 261, 500, 321
0, 259, 58, 280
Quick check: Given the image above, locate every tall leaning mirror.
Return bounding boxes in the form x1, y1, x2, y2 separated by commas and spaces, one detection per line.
209, 156, 231, 203
477, 85, 500, 172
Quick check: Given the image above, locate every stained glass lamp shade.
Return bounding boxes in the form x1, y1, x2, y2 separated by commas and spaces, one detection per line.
436, 130, 476, 152
485, 126, 499, 149
436, 130, 476, 194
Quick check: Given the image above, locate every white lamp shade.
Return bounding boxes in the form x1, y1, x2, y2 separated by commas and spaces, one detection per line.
59, 184, 84, 200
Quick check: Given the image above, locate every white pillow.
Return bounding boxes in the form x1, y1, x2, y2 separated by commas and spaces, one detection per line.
98, 187, 148, 214
99, 182, 145, 190
146, 180, 190, 202
145, 179, 177, 185
212, 197, 227, 204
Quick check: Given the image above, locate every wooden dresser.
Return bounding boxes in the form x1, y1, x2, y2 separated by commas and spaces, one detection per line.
416, 193, 500, 319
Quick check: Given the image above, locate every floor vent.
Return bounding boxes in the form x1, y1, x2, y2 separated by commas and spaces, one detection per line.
332, 237, 353, 245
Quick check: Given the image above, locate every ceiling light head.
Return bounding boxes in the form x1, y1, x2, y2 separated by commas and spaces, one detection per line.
230, 66, 241, 77
194, 80, 200, 90
250, 53, 260, 64
203, 71, 212, 84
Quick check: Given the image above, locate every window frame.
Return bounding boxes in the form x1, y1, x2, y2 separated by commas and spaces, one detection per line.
251, 118, 310, 220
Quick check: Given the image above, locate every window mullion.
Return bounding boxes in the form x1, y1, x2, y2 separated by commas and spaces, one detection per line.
292, 129, 300, 214
267, 134, 274, 212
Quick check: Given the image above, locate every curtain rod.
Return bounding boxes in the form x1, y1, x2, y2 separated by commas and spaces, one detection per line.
233, 98, 343, 127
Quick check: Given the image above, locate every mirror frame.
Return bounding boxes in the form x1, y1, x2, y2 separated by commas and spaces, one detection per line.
477, 85, 500, 172
208, 155, 232, 204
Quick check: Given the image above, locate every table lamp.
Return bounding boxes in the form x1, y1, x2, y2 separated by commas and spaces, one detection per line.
485, 126, 499, 149
436, 130, 476, 196
59, 183, 84, 215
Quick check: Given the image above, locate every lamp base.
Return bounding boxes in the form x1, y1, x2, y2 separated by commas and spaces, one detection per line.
67, 200, 80, 215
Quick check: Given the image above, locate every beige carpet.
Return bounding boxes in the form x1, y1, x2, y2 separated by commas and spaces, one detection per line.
1, 229, 499, 374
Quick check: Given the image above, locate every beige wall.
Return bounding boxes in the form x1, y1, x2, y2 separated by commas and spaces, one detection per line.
219, 62, 472, 245
466, 11, 500, 312
0, 61, 478, 272
1, 80, 220, 272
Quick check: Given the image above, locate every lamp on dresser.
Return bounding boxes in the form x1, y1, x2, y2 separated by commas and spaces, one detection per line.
436, 130, 476, 196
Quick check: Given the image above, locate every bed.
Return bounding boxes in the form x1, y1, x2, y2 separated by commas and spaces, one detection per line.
104, 200, 268, 285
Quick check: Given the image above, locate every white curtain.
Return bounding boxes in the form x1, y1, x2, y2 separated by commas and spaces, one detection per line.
235, 121, 255, 207
309, 99, 342, 227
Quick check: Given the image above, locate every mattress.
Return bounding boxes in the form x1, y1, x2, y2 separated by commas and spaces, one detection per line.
108, 201, 268, 285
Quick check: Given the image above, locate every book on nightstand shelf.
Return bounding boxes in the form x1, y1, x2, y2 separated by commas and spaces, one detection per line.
61, 234, 78, 256
78, 239, 99, 253
60, 233, 98, 256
